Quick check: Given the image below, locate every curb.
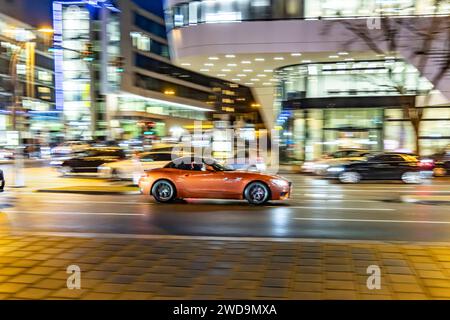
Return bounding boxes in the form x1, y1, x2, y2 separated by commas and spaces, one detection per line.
36, 188, 140, 195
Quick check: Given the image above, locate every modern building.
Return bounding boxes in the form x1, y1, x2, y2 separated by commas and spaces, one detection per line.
0, 11, 56, 147
52, 0, 260, 142
164, 0, 450, 158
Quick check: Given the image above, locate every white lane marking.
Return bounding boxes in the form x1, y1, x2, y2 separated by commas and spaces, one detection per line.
294, 190, 450, 193
270, 206, 395, 211
45, 200, 150, 205
293, 217, 450, 224
8, 230, 450, 246
3, 210, 144, 216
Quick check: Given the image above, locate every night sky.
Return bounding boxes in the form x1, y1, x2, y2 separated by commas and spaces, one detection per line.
16, 0, 164, 27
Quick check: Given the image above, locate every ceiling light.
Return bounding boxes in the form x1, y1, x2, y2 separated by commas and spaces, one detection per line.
329, 55, 339, 58
225, 54, 235, 58
257, 74, 267, 77
243, 69, 253, 72
221, 69, 231, 72
301, 60, 312, 63
241, 60, 251, 64
254, 58, 265, 61
250, 78, 260, 81
344, 58, 355, 61
200, 68, 209, 72
236, 74, 247, 77
204, 63, 214, 66
274, 57, 284, 60
263, 82, 272, 85
180, 63, 191, 66
338, 52, 349, 55
264, 69, 273, 72
291, 53, 302, 56
227, 63, 237, 67
231, 78, 240, 81
208, 56, 219, 60
217, 73, 226, 76
244, 82, 254, 85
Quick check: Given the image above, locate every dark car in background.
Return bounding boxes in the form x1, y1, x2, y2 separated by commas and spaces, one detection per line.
57, 147, 126, 175
0, 169, 4, 192
325, 153, 431, 184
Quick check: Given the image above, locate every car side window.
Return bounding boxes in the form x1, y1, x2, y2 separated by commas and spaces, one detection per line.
152, 153, 173, 161
373, 155, 402, 162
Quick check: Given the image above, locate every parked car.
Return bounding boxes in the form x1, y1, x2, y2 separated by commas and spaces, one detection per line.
225, 149, 267, 172
0, 169, 4, 192
98, 151, 175, 184
429, 148, 450, 177
51, 141, 90, 156
325, 152, 431, 183
57, 147, 126, 175
301, 149, 371, 174
0, 148, 14, 160
138, 156, 291, 205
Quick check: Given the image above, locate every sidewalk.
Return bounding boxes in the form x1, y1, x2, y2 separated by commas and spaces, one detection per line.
0, 232, 449, 300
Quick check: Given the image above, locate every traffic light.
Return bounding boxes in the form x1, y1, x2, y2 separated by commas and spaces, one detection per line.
81, 42, 94, 61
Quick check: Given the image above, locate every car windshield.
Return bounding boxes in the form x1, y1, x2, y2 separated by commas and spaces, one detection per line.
211, 160, 235, 171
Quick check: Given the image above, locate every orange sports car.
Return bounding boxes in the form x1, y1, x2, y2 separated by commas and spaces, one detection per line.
138, 156, 292, 205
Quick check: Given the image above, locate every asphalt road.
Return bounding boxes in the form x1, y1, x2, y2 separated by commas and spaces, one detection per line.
1, 169, 450, 242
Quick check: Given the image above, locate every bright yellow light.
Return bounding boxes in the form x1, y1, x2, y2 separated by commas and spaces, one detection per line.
37, 28, 54, 34
164, 89, 175, 95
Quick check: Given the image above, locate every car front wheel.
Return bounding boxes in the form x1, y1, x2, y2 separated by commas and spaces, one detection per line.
244, 182, 270, 205
338, 171, 361, 183
151, 180, 176, 203
401, 171, 423, 184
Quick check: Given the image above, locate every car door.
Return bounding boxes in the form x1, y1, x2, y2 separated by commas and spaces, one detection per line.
363, 155, 393, 179
175, 162, 231, 198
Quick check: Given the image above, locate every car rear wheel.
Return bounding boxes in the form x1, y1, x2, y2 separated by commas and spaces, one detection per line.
244, 182, 270, 205
338, 171, 361, 183
434, 167, 447, 177
402, 171, 423, 184
151, 180, 176, 203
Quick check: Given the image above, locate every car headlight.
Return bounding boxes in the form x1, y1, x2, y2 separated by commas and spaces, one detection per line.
327, 166, 345, 172
272, 178, 289, 187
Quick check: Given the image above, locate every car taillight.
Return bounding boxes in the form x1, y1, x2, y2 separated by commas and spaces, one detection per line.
419, 159, 434, 168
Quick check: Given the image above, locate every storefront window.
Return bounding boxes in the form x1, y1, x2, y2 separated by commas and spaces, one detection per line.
166, 0, 450, 29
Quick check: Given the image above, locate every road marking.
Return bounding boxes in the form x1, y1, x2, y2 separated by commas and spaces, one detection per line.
3, 210, 145, 216
293, 217, 450, 224
294, 190, 450, 194
45, 200, 150, 205
8, 230, 450, 246
270, 206, 395, 211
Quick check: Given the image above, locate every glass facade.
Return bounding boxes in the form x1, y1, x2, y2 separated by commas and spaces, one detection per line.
279, 60, 448, 160
166, 0, 450, 29
130, 31, 170, 58
278, 60, 433, 100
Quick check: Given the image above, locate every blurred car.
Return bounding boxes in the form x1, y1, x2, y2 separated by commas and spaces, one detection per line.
0, 169, 4, 192
57, 147, 126, 175
138, 156, 291, 205
301, 149, 371, 174
51, 141, 90, 157
429, 148, 450, 177
98, 151, 174, 185
325, 152, 431, 183
0, 148, 14, 160
225, 149, 267, 172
